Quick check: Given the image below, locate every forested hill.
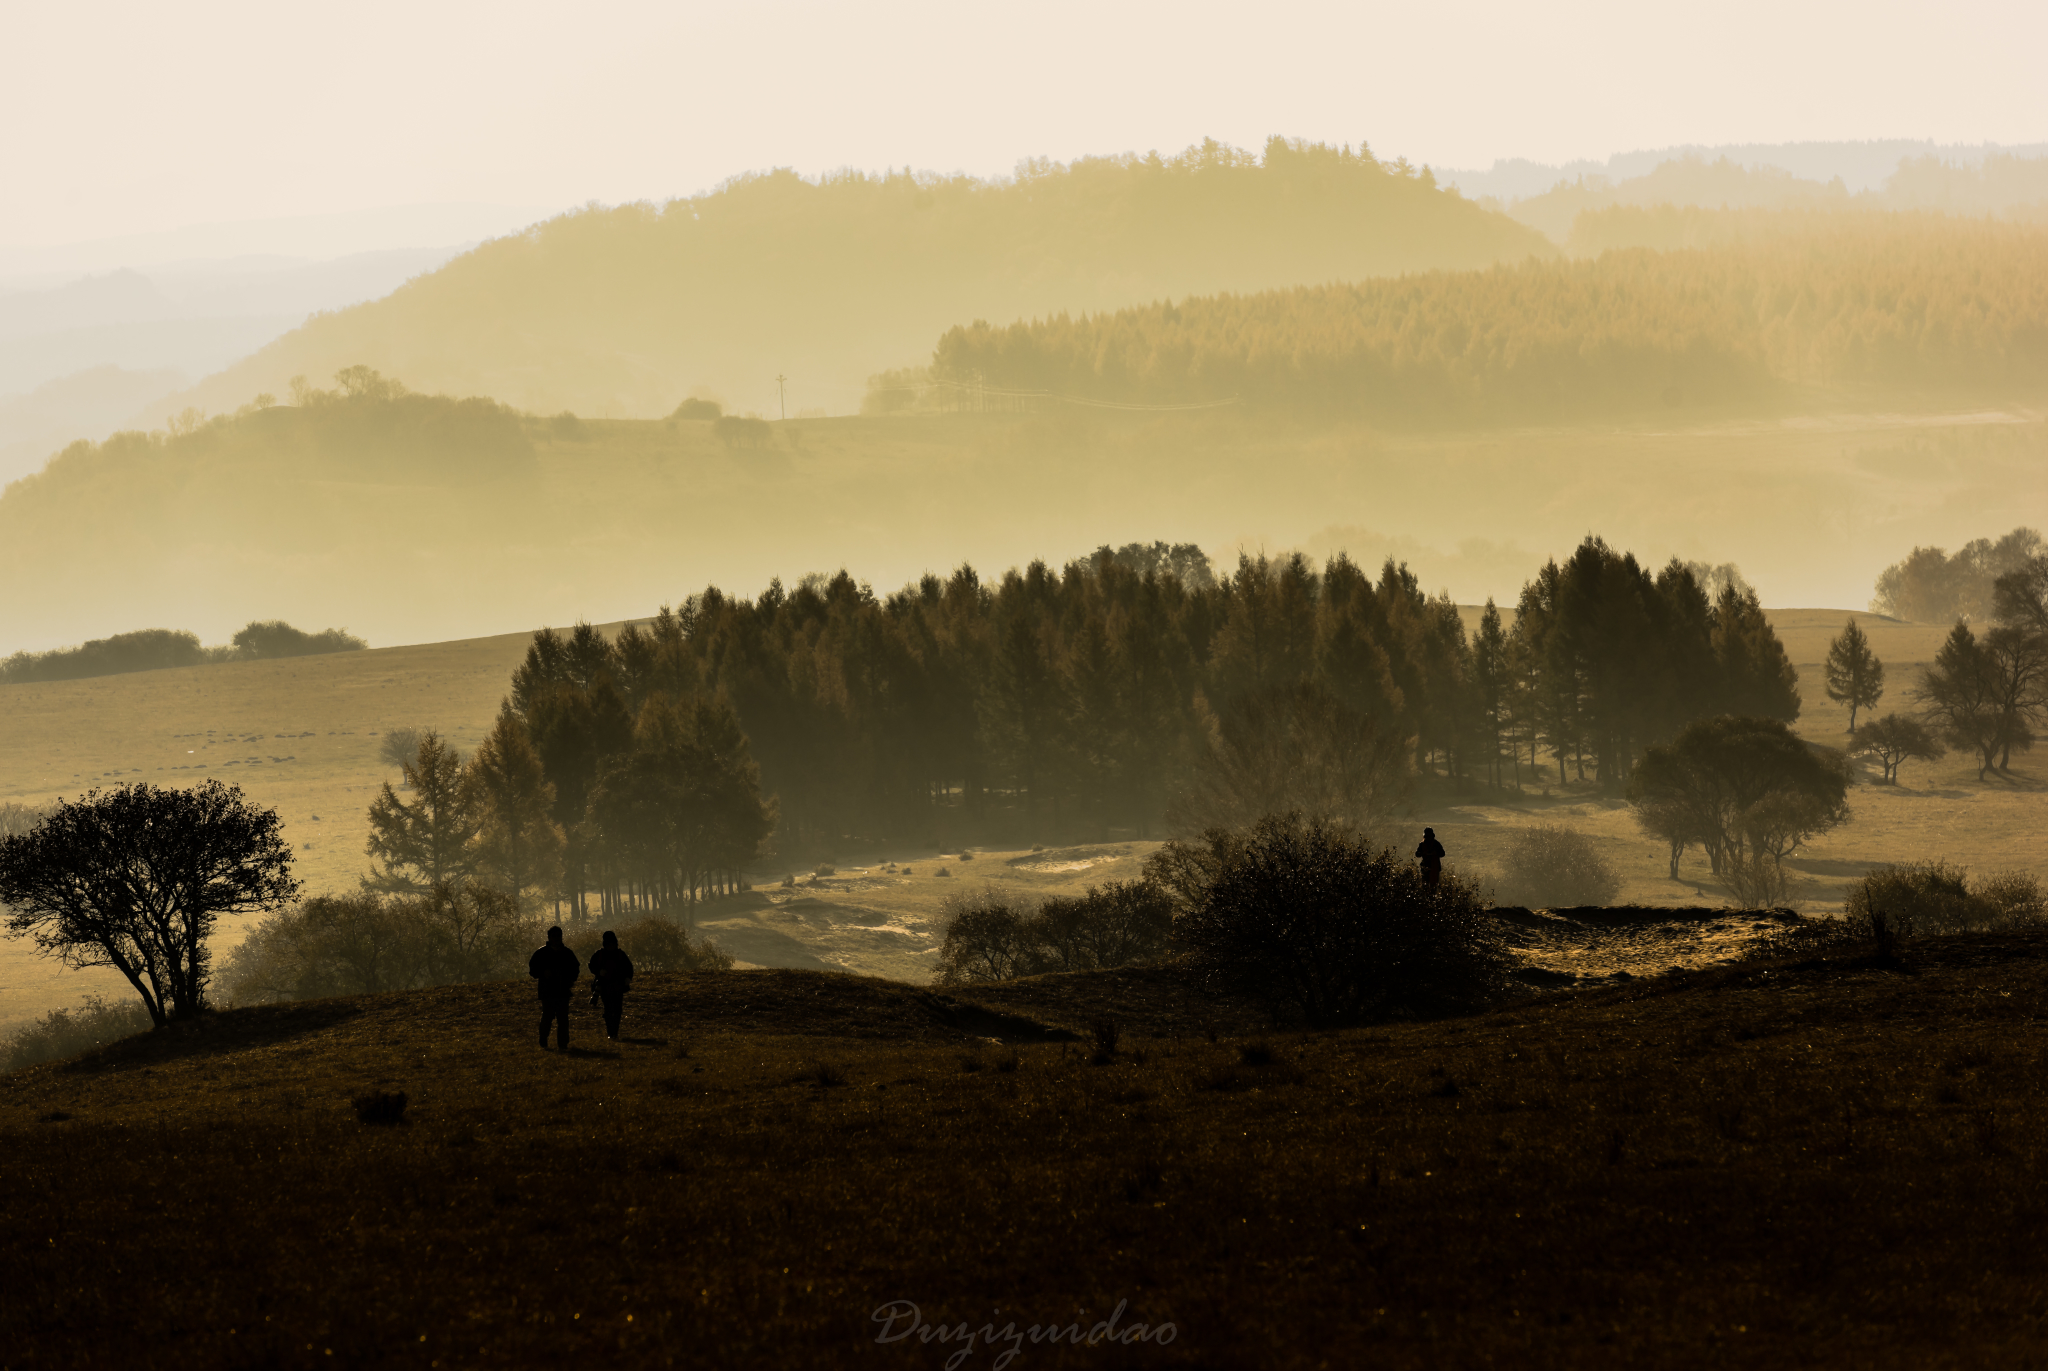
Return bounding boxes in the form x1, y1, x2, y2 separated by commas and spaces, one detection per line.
904, 213, 2048, 424
152, 139, 1551, 424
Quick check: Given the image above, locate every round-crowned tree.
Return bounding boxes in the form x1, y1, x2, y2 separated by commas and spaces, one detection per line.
1495, 823, 1622, 909
0, 781, 300, 1025
1165, 813, 1510, 1026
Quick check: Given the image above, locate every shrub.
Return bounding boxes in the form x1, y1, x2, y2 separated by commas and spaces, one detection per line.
1724, 851, 1792, 909
712, 414, 773, 449
221, 885, 528, 1004
595, 917, 733, 973
1975, 871, 2046, 926
3, 995, 154, 1071
672, 397, 722, 420
1166, 813, 1512, 1026
1847, 861, 2045, 935
376, 727, 425, 772
1496, 823, 1622, 908
231, 620, 367, 659
934, 889, 1040, 984
934, 880, 1176, 984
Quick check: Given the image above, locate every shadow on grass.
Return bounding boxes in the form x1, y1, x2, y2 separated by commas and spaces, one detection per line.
63, 1000, 365, 1074
1785, 857, 1879, 877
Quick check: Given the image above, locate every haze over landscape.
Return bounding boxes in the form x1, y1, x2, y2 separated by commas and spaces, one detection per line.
5, 1, 2048, 1365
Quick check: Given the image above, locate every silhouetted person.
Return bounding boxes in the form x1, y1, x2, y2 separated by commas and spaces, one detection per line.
529, 925, 581, 1050
1416, 827, 1446, 891
587, 929, 635, 1041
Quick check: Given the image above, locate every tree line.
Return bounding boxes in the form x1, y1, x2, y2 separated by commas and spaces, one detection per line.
1870, 526, 2043, 623
907, 212, 2048, 423
0, 619, 367, 685
361, 687, 776, 926
489, 537, 1800, 880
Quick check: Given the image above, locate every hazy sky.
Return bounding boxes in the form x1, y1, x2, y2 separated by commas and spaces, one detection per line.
7, 0, 2044, 249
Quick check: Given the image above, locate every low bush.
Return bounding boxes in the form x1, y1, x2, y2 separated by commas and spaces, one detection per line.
934, 889, 1040, 984
933, 880, 1176, 985
1163, 813, 1512, 1026
1846, 861, 2045, 936
1495, 823, 1622, 908
222, 885, 528, 1004
3, 994, 155, 1071
589, 917, 733, 973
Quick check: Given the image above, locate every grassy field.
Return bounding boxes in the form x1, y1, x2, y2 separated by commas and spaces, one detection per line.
3, 607, 2043, 1033
3, 930, 2045, 1367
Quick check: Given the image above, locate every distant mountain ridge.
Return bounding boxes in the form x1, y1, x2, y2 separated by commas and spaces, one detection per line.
149, 139, 1554, 425
1443, 139, 2048, 202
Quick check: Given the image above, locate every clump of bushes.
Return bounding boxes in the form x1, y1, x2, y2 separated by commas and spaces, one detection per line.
933, 880, 1175, 985
221, 885, 529, 1003
1157, 813, 1512, 1026
588, 917, 732, 973
1845, 861, 2044, 937
3, 994, 154, 1071
1494, 823, 1622, 909
223, 889, 737, 1005
1, 621, 365, 685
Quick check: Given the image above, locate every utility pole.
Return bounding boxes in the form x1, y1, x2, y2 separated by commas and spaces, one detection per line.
776, 375, 787, 421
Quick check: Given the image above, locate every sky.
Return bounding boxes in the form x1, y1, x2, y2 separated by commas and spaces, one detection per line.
6, 0, 2046, 251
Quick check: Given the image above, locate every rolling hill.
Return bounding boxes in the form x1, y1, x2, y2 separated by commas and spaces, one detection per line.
147, 140, 1553, 425
5, 932, 2047, 1366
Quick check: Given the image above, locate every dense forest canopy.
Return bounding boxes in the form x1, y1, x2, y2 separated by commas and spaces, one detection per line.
152, 139, 1551, 424
900, 213, 2048, 424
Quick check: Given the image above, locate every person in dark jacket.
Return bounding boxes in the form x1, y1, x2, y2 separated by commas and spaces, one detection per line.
587, 929, 635, 1041
529, 925, 582, 1049
1415, 827, 1446, 891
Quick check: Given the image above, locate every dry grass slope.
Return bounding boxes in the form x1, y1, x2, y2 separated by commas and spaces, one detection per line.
4, 934, 2047, 1367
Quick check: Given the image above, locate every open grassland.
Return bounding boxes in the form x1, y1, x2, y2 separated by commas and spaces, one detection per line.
0, 632, 541, 1026
3, 608, 2043, 1031
4, 407, 2044, 653
4, 934, 2047, 1368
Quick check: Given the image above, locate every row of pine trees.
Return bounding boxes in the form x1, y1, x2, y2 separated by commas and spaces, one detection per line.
920, 213, 2048, 420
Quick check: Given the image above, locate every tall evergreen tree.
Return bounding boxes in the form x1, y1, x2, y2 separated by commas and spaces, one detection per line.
1822, 618, 1885, 731
1712, 585, 1802, 722
364, 730, 481, 895
468, 703, 565, 910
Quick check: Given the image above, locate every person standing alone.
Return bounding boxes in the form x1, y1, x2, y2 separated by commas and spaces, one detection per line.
588, 929, 635, 1041
1415, 827, 1446, 891
530, 925, 582, 1050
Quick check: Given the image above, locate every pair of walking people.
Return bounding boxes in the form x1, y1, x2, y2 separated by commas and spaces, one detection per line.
529, 926, 635, 1049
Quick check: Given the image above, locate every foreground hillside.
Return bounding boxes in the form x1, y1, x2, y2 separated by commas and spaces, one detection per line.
157, 141, 1551, 424
5, 934, 2046, 1367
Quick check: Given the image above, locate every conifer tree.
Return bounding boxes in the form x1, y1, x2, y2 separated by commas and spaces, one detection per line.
1711, 585, 1802, 722
364, 730, 481, 895
468, 703, 565, 910
1822, 618, 1885, 731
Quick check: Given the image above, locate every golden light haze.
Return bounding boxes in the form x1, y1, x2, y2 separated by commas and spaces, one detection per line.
5, 0, 2045, 247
